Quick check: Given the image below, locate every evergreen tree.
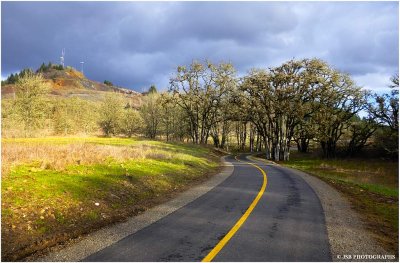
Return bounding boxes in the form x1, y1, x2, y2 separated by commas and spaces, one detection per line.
148, 85, 157, 94
104, 80, 113, 86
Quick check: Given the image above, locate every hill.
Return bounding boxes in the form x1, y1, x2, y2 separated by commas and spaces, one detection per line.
1, 65, 142, 106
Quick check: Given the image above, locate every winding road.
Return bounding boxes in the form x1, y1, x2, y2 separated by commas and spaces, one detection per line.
84, 155, 331, 262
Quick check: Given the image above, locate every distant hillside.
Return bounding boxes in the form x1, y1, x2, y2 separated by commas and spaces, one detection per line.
1, 64, 142, 107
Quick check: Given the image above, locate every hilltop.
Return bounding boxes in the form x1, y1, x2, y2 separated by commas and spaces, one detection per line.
1, 64, 142, 105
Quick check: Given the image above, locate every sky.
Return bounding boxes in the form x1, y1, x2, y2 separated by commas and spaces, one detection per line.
1, 1, 399, 93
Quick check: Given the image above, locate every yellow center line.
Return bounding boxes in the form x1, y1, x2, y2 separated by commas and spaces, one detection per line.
202, 155, 268, 262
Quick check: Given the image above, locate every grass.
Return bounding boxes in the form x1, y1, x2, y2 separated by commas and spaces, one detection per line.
1, 137, 221, 261
281, 152, 398, 196
2, 136, 148, 145
278, 151, 398, 254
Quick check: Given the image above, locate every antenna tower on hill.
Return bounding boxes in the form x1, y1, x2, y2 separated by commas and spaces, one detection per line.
60, 48, 65, 67
80, 61, 85, 74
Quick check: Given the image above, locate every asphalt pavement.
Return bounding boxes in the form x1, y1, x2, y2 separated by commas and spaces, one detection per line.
83, 155, 331, 262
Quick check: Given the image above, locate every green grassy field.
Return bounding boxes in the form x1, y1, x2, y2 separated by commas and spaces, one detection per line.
279, 151, 398, 254
1, 137, 221, 261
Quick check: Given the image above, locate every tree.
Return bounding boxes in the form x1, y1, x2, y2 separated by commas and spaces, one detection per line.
240, 58, 366, 160
241, 59, 317, 160
52, 99, 74, 134
148, 85, 157, 94
52, 97, 99, 135
2, 68, 37, 85
53, 64, 64, 70
345, 116, 377, 157
158, 92, 190, 141
369, 74, 399, 158
19, 68, 35, 78
2, 99, 24, 137
120, 108, 144, 137
369, 74, 399, 132
169, 61, 236, 144
13, 72, 50, 135
140, 92, 161, 139
37, 63, 46, 73
240, 69, 273, 157
37, 62, 52, 73
210, 91, 235, 149
293, 116, 316, 153
104, 80, 113, 86
209, 62, 238, 149
2, 73, 17, 85
266, 59, 317, 160
98, 93, 124, 136
313, 71, 366, 158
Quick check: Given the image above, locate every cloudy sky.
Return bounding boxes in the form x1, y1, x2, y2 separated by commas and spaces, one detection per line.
2, 1, 398, 92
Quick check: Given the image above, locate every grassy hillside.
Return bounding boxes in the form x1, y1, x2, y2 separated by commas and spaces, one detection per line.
1, 66, 144, 138
1, 137, 221, 261
1, 66, 142, 106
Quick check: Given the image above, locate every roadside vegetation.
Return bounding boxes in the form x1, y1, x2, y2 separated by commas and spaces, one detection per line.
1, 137, 221, 261
278, 151, 398, 254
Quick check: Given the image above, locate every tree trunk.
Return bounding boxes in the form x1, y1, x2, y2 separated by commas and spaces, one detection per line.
241, 122, 247, 151
249, 124, 255, 152
297, 138, 309, 153
321, 139, 336, 158
220, 121, 228, 149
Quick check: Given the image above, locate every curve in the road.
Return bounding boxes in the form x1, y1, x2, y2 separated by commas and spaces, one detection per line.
83, 154, 331, 262
202, 156, 267, 262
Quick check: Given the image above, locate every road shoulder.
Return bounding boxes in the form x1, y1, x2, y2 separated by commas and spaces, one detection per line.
30, 156, 234, 262
249, 156, 392, 262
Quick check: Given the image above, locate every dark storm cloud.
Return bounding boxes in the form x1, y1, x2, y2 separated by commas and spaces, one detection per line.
2, 1, 398, 92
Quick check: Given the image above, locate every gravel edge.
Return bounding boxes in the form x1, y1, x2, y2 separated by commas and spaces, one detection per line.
249, 156, 393, 262
33, 156, 234, 262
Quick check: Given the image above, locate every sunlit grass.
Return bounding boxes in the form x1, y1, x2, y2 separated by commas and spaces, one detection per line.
1, 136, 220, 260
283, 152, 398, 197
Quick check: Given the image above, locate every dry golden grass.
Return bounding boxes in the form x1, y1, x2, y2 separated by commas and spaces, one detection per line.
66, 69, 84, 79
1, 142, 173, 176
1, 127, 55, 139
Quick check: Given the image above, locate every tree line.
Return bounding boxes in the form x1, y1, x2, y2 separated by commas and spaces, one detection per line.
1, 63, 65, 86
1, 58, 398, 160
167, 58, 398, 160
